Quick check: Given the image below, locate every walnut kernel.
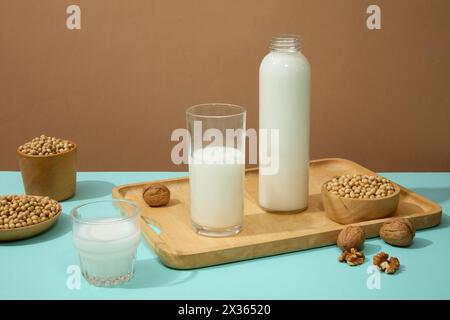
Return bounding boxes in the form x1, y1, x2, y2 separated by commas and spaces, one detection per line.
373, 251, 389, 266
338, 248, 365, 266
373, 252, 401, 274
380, 257, 400, 274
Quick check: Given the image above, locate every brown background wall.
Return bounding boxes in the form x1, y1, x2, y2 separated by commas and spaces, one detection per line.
1, 0, 449, 172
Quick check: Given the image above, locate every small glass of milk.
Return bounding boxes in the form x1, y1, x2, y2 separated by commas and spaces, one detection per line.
70, 199, 140, 287
186, 103, 246, 237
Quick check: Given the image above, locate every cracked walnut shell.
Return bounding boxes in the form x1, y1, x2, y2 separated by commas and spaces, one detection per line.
380, 218, 415, 247
143, 184, 170, 207
337, 225, 365, 251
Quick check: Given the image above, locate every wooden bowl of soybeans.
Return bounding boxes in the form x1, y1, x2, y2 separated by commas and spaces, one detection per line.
0, 195, 62, 241
17, 134, 77, 201
321, 174, 400, 224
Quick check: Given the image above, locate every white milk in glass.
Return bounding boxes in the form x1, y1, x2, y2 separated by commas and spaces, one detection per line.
73, 219, 140, 279
259, 35, 310, 212
189, 146, 244, 229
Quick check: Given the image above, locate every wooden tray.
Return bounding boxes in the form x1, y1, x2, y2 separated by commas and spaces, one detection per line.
112, 158, 442, 269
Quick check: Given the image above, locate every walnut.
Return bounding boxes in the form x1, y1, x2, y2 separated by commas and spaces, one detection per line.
337, 226, 365, 251
373, 251, 389, 266
338, 248, 365, 266
338, 251, 348, 262
143, 184, 170, 207
386, 257, 400, 274
373, 252, 401, 274
380, 218, 415, 247
380, 257, 400, 274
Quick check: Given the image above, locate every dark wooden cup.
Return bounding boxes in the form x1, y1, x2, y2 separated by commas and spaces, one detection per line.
17, 143, 77, 201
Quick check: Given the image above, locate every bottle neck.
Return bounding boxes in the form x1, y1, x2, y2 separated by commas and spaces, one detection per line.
270, 35, 300, 53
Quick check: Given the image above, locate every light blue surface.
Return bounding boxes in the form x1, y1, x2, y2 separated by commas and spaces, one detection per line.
0, 171, 449, 299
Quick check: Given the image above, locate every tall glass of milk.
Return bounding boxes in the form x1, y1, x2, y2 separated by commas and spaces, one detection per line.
71, 199, 140, 287
259, 35, 311, 212
186, 103, 246, 237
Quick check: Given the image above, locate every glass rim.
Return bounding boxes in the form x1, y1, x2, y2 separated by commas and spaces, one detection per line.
70, 199, 140, 225
186, 103, 246, 119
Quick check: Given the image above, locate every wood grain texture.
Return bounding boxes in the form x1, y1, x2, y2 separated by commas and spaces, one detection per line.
112, 158, 442, 269
17, 144, 77, 201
